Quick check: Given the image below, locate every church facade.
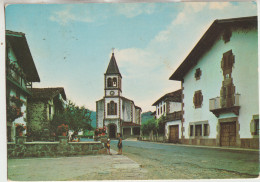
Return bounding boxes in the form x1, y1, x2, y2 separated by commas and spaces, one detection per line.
96, 52, 142, 138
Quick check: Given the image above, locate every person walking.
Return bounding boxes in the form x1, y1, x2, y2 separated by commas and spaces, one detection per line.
117, 133, 122, 155
106, 138, 111, 155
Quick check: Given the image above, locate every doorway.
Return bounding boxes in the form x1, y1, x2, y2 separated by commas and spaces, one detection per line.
109, 124, 116, 138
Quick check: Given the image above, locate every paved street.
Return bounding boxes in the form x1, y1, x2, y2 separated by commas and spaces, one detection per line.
111, 140, 259, 179
7, 140, 259, 180
7, 149, 147, 181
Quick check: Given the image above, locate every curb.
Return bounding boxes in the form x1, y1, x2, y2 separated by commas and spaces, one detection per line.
137, 140, 259, 152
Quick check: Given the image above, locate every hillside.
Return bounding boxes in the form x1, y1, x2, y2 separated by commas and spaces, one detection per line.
141, 111, 154, 124
89, 110, 96, 128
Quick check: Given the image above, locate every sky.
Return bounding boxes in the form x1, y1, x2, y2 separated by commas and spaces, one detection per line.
5, 2, 257, 112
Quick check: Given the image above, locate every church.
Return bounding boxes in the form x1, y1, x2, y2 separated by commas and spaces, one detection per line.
96, 52, 142, 139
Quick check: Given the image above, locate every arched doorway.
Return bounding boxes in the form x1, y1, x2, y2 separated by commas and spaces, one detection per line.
108, 124, 116, 138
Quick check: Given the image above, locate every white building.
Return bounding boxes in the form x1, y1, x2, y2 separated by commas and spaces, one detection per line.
152, 89, 182, 143
6, 30, 40, 142
169, 16, 258, 149
96, 52, 142, 138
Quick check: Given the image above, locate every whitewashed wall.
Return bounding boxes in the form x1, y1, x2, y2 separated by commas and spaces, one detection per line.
182, 28, 258, 139
169, 102, 182, 113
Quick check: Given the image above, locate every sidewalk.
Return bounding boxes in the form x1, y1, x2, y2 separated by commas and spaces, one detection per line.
141, 140, 259, 152
7, 149, 147, 181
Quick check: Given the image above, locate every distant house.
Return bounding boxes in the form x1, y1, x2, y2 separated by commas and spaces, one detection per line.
169, 16, 258, 149
152, 89, 182, 143
96, 52, 142, 138
6, 30, 40, 142
27, 88, 66, 139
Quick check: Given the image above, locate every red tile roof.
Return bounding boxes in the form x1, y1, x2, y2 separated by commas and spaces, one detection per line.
31, 87, 66, 100
152, 89, 182, 106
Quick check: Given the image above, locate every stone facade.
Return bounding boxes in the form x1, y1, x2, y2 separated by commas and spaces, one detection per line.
27, 100, 48, 134
8, 137, 106, 158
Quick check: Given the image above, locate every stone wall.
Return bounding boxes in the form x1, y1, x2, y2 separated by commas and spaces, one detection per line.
27, 99, 49, 134
7, 136, 106, 158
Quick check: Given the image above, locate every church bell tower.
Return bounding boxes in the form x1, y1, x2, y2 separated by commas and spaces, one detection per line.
104, 52, 122, 97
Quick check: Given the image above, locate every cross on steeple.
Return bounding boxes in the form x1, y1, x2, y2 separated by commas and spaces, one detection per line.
112, 48, 115, 54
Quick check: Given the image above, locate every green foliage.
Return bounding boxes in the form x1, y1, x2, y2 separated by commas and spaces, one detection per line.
7, 96, 24, 122
157, 116, 166, 135
51, 100, 93, 134
141, 118, 158, 135
141, 111, 154, 125
84, 130, 94, 137
141, 116, 166, 136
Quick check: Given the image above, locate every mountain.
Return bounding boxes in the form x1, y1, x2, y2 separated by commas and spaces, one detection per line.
141, 111, 154, 124
89, 110, 96, 128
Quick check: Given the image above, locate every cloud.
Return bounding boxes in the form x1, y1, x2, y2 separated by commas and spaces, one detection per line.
209, 2, 231, 10
115, 3, 156, 18
49, 6, 94, 25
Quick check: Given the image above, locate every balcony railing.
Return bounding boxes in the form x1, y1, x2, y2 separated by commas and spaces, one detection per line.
166, 111, 182, 122
209, 94, 240, 117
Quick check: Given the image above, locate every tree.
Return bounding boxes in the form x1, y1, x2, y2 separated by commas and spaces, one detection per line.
51, 100, 92, 134
141, 118, 158, 136
157, 116, 166, 135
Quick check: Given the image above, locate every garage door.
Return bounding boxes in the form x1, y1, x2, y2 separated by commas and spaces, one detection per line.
220, 122, 236, 146
169, 125, 179, 143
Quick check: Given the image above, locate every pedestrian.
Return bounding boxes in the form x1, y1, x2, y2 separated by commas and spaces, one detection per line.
106, 138, 111, 155
117, 133, 122, 155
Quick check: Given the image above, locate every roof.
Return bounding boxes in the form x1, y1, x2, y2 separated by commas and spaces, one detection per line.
152, 89, 182, 106
30, 87, 66, 100
6, 30, 40, 82
169, 16, 257, 81
122, 122, 141, 127
105, 53, 122, 77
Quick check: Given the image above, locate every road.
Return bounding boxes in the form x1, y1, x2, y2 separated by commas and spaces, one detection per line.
110, 140, 259, 179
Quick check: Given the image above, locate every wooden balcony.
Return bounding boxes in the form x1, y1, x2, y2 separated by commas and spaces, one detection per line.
166, 111, 182, 122
209, 94, 240, 117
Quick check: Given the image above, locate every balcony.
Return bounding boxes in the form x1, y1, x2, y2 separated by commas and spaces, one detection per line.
209, 94, 240, 117
166, 111, 182, 122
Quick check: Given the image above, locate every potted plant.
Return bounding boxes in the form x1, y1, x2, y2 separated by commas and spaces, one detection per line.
57, 124, 68, 136
15, 123, 26, 136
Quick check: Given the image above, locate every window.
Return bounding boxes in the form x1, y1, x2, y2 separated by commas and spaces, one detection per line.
157, 108, 159, 115
160, 107, 162, 114
195, 68, 201, 80
195, 125, 202, 137
193, 90, 203, 108
107, 78, 112, 87
113, 78, 117, 87
204, 124, 209, 136
221, 50, 234, 77
107, 101, 117, 115
164, 105, 166, 113
49, 105, 52, 119
254, 119, 259, 135
190, 125, 194, 137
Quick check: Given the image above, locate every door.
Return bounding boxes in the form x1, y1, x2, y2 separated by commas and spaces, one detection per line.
109, 125, 116, 138
169, 125, 179, 143
220, 122, 236, 146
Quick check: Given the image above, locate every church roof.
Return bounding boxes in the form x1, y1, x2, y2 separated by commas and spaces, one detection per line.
105, 53, 122, 77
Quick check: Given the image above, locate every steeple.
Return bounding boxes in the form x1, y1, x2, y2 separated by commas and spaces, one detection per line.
105, 52, 122, 77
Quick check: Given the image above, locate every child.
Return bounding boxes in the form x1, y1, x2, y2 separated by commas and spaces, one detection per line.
117, 133, 122, 155
106, 138, 111, 155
